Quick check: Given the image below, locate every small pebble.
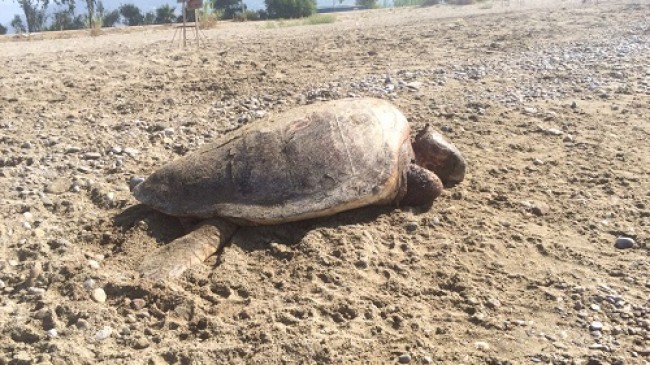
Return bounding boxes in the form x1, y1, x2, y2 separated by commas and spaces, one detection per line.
83, 152, 102, 160
475, 341, 490, 350
614, 237, 635, 249
28, 287, 46, 296
76, 319, 90, 330
91, 288, 107, 303
87, 260, 100, 269
398, 353, 412, 364
123, 148, 139, 157
545, 128, 563, 136
133, 337, 150, 349
131, 298, 147, 310
404, 221, 419, 232
590, 321, 604, 331
590, 304, 601, 312
83, 278, 96, 290
421, 355, 433, 364
524, 107, 537, 114
95, 326, 113, 341
553, 341, 568, 349
46, 329, 58, 338
531, 201, 550, 216
588, 343, 607, 350
406, 81, 422, 90
12, 351, 31, 363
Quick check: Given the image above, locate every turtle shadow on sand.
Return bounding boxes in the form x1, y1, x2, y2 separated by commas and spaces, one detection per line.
113, 203, 403, 267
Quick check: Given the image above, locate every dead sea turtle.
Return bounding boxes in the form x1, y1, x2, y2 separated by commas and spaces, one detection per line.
133, 98, 466, 279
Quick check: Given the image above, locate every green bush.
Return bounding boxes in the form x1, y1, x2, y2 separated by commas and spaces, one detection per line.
303, 14, 335, 24
263, 14, 335, 28
102, 10, 120, 27
234, 9, 267, 21
394, 0, 424, 6
265, 0, 316, 19
0, 23, 6, 35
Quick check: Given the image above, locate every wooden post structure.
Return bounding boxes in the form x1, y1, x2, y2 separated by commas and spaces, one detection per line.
182, 0, 187, 47
195, 9, 200, 47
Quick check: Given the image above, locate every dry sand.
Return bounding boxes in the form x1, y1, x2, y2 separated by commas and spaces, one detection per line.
0, 1, 649, 364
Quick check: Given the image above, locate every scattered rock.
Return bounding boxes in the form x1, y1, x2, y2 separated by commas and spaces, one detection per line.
83, 152, 102, 160
88, 259, 100, 269
123, 148, 139, 157
404, 221, 419, 232
45, 179, 69, 194
83, 278, 96, 290
531, 201, 550, 216
590, 321, 604, 331
614, 236, 635, 249
398, 353, 412, 364
133, 337, 150, 349
131, 298, 147, 310
91, 288, 107, 303
545, 128, 563, 136
11, 351, 32, 365
95, 326, 113, 341
76, 319, 91, 331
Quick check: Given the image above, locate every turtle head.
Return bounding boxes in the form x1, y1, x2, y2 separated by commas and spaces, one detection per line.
411, 124, 466, 188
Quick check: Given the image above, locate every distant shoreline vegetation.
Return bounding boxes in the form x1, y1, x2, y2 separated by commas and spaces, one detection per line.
0, 0, 452, 34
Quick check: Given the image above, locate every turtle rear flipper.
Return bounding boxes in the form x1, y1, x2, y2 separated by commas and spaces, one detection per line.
139, 219, 238, 280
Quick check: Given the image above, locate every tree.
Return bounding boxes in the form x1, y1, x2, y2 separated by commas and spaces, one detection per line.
102, 9, 120, 27
355, 0, 378, 8
80, 0, 97, 28
50, 9, 74, 30
11, 14, 27, 33
214, 0, 245, 19
144, 11, 155, 24
155, 4, 176, 24
265, 0, 315, 19
119, 4, 143, 26
15, 0, 48, 32
56, 0, 99, 28
49, 2, 83, 31
0, 24, 7, 35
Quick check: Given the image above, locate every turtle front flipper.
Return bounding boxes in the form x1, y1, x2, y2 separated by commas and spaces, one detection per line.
139, 218, 238, 280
